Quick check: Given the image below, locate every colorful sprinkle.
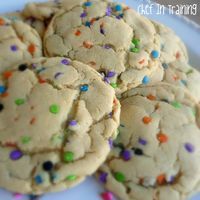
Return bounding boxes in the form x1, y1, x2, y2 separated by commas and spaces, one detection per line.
85, 21, 91, 27
184, 143, 195, 153
3, 71, 12, 79
115, 4, 122, 11
43, 161, 54, 171
34, 175, 43, 184
176, 52, 180, 59
0, 85, 6, 94
132, 38, 140, 47
75, 30, 81, 36
10, 150, 23, 160
162, 63, 168, 69
66, 175, 77, 181
121, 150, 131, 161
101, 191, 114, 200
84, 2, 92, 7
110, 83, 118, 89
21, 136, 31, 144
80, 84, 89, 92
114, 172, 125, 182
171, 101, 182, 109
138, 138, 147, 145
49, 104, 60, 114
139, 59, 145, 64
15, 98, 25, 106
0, 18, 5, 26
108, 138, 113, 148
151, 50, 159, 59
134, 148, 143, 156
157, 174, 166, 185
13, 193, 23, 199
106, 7, 112, 16
0, 103, 4, 112
107, 71, 115, 78
157, 133, 168, 143
28, 44, 36, 54
147, 95, 156, 101
143, 116, 152, 124
18, 64, 28, 71
99, 172, 108, 183
63, 151, 74, 162
80, 12, 87, 18
69, 120, 77, 126
130, 47, 139, 53
83, 41, 93, 49
54, 72, 64, 79
10, 45, 18, 52
61, 59, 70, 65
142, 76, 150, 84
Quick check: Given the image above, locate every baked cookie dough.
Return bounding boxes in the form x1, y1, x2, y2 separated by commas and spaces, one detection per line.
153, 21, 188, 64
0, 16, 42, 73
97, 83, 200, 200
0, 57, 120, 194
44, 0, 160, 94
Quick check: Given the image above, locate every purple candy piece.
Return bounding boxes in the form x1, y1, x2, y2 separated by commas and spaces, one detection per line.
80, 12, 87, 18
54, 72, 64, 79
184, 143, 195, 153
122, 150, 131, 161
69, 120, 77, 126
104, 44, 111, 49
100, 28, 105, 35
10, 45, 18, 52
138, 138, 147, 145
99, 172, 108, 183
108, 138, 113, 148
10, 150, 23, 160
104, 77, 110, 84
107, 71, 116, 78
106, 7, 112, 16
61, 59, 70, 65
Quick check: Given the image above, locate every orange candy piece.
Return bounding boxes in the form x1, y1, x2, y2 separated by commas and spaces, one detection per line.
83, 41, 93, 49
157, 133, 168, 143
1, 92, 9, 98
157, 174, 166, 185
143, 116, 152, 124
75, 30, 81, 36
139, 59, 145, 64
3, 71, 12, 79
0, 18, 5, 26
147, 95, 156, 101
28, 44, 36, 54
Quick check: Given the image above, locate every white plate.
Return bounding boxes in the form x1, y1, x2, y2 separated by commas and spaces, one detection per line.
0, 0, 200, 200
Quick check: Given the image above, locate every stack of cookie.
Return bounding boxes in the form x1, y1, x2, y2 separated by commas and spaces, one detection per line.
0, 1, 200, 200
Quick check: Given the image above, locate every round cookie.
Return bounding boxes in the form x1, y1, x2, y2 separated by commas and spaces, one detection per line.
97, 83, 200, 200
162, 61, 200, 102
44, 1, 160, 94
153, 21, 188, 64
0, 57, 120, 194
0, 16, 42, 73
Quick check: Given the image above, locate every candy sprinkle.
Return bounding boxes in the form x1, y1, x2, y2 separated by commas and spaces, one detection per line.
130, 47, 139, 53
43, 161, 54, 171
63, 151, 74, 162
157, 174, 166, 185
80, 84, 89, 92
75, 30, 81, 36
10, 150, 23, 160
110, 83, 118, 89
18, 64, 28, 71
13, 193, 23, 199
99, 172, 108, 183
132, 38, 140, 47
10, 45, 18, 52
121, 150, 131, 161
106, 7, 112, 16
151, 50, 159, 59
28, 44, 36, 54
101, 191, 113, 200
69, 120, 77, 126
49, 104, 60, 114
21, 136, 31, 144
134, 148, 143, 156
114, 172, 125, 182
34, 175, 43, 185
171, 101, 182, 109
142, 76, 150, 85
84, 2, 92, 7
115, 4, 122, 11
61, 58, 70, 65
184, 143, 195, 153
80, 12, 87, 18
157, 133, 168, 143
0, 85, 6, 94
3, 71, 12, 79
107, 71, 116, 78
138, 138, 147, 145
15, 98, 25, 106
143, 116, 152, 124
66, 175, 77, 181
0, 103, 4, 112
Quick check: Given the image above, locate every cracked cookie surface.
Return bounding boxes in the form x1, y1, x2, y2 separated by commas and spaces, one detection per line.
0, 57, 120, 194
0, 16, 42, 73
97, 83, 200, 200
43, 0, 160, 94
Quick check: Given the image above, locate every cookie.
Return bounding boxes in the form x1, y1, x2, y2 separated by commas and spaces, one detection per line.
153, 21, 188, 64
97, 83, 200, 200
0, 57, 120, 194
43, 1, 160, 94
0, 17, 42, 73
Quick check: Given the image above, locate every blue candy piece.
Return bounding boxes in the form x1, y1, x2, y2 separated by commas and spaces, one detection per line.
0, 85, 6, 94
34, 175, 43, 185
80, 84, 89, 92
142, 76, 150, 85
151, 50, 159, 59
115, 4, 122, 11
84, 2, 92, 7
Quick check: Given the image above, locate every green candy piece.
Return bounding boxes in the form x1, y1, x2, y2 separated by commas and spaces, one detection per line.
130, 47, 140, 53
21, 136, 31, 144
49, 104, 60, 114
132, 38, 140, 47
110, 83, 118, 89
66, 175, 77, 181
15, 98, 25, 106
114, 172, 125, 182
171, 101, 182, 109
63, 151, 74, 162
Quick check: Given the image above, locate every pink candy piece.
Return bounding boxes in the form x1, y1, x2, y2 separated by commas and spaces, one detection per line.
13, 193, 23, 199
101, 191, 114, 200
